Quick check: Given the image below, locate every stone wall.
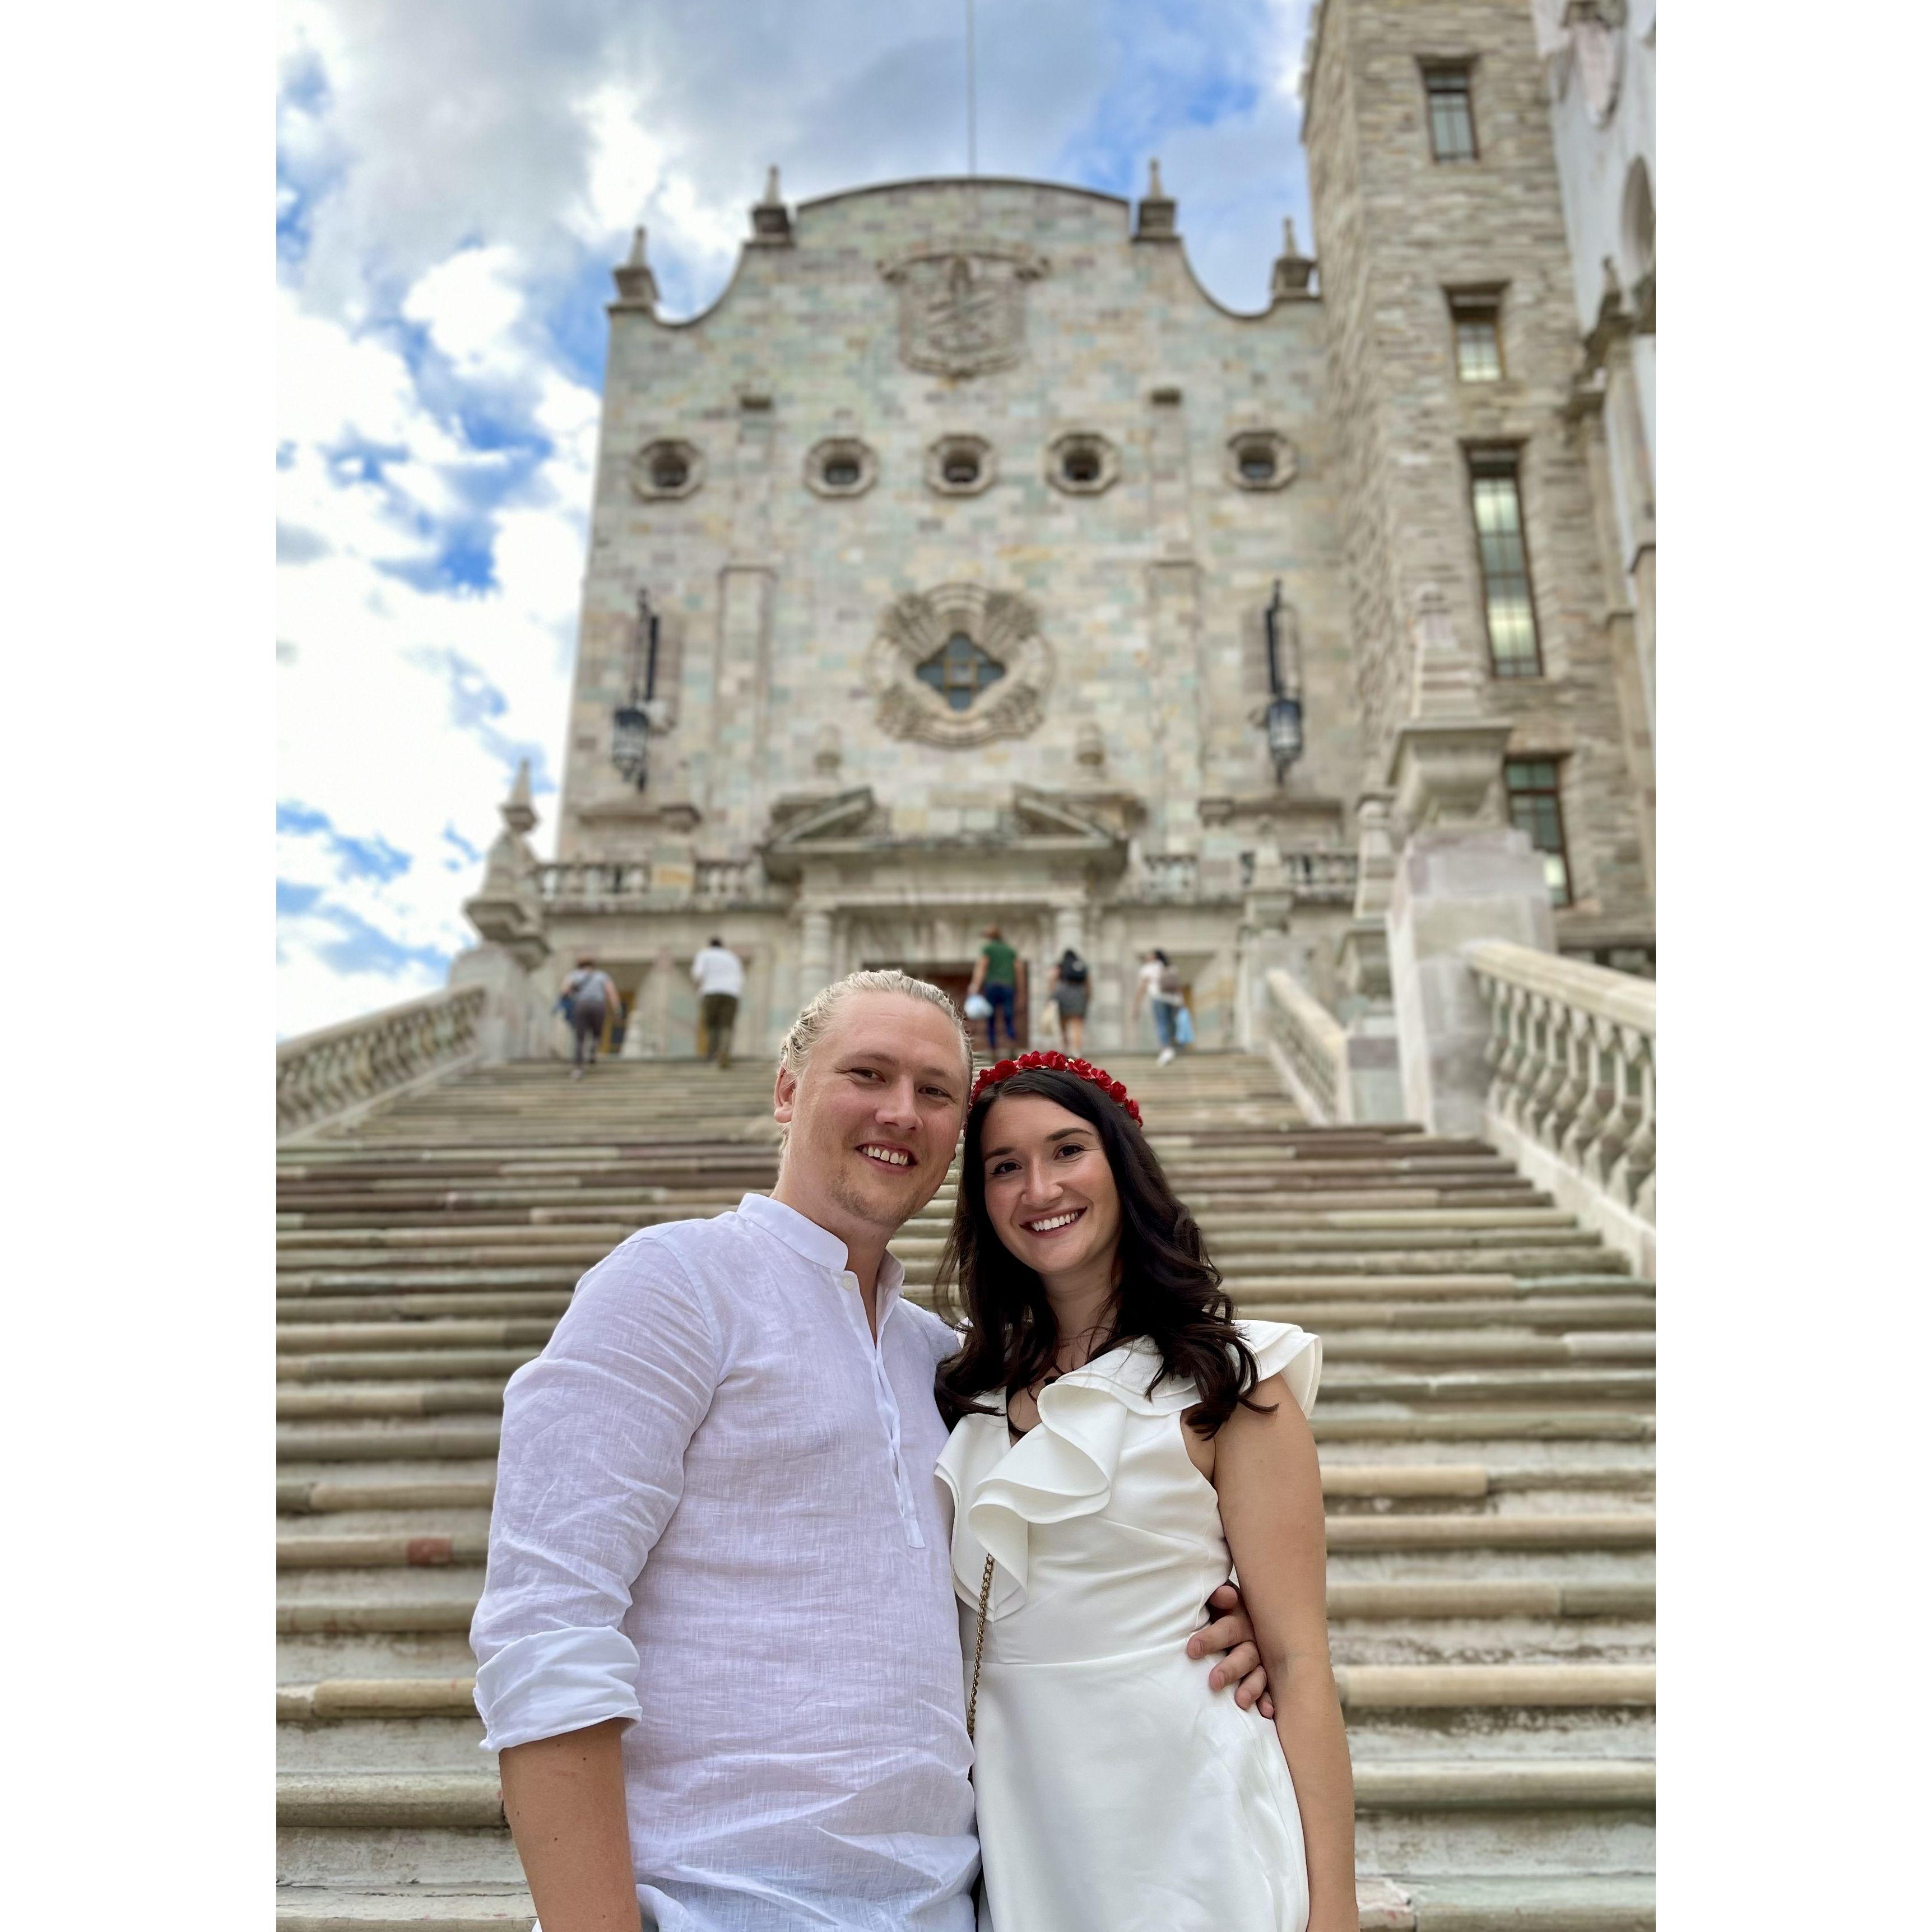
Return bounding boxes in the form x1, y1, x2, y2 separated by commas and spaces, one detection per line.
564, 180, 1360, 871
1303, 0, 1652, 950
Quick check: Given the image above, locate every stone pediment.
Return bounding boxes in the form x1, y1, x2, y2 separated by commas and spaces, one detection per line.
764, 787, 884, 847
1011, 786, 1133, 845
759, 784, 1131, 883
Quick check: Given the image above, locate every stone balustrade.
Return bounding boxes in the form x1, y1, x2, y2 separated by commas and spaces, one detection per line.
277, 986, 488, 1140
535, 859, 775, 908
1465, 939, 1656, 1274
1140, 852, 1200, 900
1276, 849, 1360, 902
1264, 968, 1350, 1123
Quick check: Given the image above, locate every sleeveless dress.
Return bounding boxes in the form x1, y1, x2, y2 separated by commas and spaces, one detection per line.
936, 1321, 1322, 1932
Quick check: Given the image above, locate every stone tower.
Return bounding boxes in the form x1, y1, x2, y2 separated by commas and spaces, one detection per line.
1301, 0, 1654, 966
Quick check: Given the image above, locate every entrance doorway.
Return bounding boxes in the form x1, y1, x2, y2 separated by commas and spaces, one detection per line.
867, 961, 1029, 1055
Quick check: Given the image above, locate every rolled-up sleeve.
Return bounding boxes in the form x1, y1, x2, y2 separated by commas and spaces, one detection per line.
471, 1232, 720, 1752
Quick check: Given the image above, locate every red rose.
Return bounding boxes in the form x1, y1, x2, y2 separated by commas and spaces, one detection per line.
1108, 1080, 1127, 1100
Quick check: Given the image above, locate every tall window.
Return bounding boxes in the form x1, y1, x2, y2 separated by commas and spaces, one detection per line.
1449, 290, 1503, 381
1424, 66, 1477, 161
1504, 760, 1572, 906
1468, 448, 1541, 677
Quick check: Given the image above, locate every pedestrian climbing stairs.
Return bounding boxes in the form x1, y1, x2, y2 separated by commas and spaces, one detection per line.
278, 1052, 1654, 1931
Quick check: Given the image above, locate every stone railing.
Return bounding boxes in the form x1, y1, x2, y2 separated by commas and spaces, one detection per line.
535, 859, 773, 907
1263, 968, 1350, 1124
1140, 852, 1200, 900
277, 984, 488, 1140
536, 861, 651, 902
1465, 939, 1656, 1274
1277, 850, 1359, 902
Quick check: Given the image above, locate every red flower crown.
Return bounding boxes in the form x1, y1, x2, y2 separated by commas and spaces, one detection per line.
969, 1049, 1143, 1126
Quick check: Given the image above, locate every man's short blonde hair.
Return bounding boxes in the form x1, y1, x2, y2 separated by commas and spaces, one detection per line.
779, 969, 974, 1085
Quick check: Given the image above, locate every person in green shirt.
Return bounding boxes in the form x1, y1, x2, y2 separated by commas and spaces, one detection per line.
967, 926, 1019, 1051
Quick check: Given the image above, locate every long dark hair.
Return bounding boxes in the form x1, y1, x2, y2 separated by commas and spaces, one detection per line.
934, 1067, 1271, 1438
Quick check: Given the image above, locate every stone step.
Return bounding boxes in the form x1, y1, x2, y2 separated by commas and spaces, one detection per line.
279, 1387, 507, 1420
273, 1321, 1652, 1371
280, 1662, 1653, 1723
277, 1353, 540, 1385
1312, 1410, 1654, 1442
275, 1888, 535, 1931
275, 1753, 1652, 1826
273, 1875, 1657, 1932
276, 1512, 1652, 1569
277, 1577, 1656, 1636
1318, 1368, 1655, 1401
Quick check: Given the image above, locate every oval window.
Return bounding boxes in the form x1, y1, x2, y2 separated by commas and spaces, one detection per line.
823, 457, 861, 488
1063, 449, 1100, 486
1238, 445, 1276, 483
943, 452, 981, 486
652, 454, 690, 491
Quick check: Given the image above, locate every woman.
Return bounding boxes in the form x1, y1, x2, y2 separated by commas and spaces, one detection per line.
935, 1051, 1354, 1932
1042, 948, 1090, 1055
1131, 948, 1186, 1065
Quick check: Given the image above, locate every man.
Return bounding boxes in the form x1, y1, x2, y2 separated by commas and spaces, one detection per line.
965, 924, 1018, 1053
690, 936, 746, 1070
472, 970, 1274, 1931
562, 956, 621, 1078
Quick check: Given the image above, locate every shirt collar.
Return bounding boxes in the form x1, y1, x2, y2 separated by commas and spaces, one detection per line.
737, 1193, 908, 1312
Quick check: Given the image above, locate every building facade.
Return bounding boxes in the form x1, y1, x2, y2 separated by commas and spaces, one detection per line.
465, 0, 1656, 1062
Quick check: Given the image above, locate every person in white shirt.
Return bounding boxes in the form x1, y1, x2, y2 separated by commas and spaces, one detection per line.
690, 937, 747, 1069
472, 969, 1278, 1932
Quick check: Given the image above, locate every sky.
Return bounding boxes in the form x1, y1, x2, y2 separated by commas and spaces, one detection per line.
275, 0, 1320, 1038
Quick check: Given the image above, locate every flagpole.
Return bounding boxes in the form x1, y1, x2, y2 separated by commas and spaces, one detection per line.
965, 0, 977, 176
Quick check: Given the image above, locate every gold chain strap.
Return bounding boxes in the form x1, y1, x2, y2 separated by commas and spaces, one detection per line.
965, 1553, 996, 1743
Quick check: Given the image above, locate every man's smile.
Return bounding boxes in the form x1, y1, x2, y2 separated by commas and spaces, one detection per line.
859, 1143, 916, 1169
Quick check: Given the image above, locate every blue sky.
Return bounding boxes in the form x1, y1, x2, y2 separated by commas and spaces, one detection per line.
275, 0, 1318, 1037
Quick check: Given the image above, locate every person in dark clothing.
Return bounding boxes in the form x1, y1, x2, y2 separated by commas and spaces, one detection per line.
967, 925, 1019, 1052
561, 957, 620, 1077
1045, 948, 1091, 1055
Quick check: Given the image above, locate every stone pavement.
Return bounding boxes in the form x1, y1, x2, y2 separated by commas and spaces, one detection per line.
277, 1053, 1654, 1930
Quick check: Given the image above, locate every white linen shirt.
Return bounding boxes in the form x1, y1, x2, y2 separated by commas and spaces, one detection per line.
690, 946, 747, 998
471, 1193, 977, 1932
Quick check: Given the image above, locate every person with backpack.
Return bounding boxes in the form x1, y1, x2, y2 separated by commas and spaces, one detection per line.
1132, 948, 1188, 1066
1044, 947, 1091, 1055
561, 957, 620, 1078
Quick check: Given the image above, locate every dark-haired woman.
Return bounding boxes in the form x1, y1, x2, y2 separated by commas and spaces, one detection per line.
1043, 949, 1089, 1055
935, 1055, 1354, 1932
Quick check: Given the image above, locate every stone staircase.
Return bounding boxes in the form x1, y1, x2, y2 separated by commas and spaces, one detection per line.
278, 1052, 1654, 1931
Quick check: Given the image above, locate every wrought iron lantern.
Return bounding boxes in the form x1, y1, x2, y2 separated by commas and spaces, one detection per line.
1262, 579, 1303, 781
611, 589, 661, 790
1266, 693, 1304, 772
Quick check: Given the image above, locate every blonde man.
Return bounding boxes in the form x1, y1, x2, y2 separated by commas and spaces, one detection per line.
473, 972, 1271, 1932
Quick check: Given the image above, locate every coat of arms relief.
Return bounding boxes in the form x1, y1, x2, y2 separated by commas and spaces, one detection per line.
880, 243, 1048, 378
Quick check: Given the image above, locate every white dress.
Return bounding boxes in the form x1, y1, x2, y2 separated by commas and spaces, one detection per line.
936, 1322, 1322, 1932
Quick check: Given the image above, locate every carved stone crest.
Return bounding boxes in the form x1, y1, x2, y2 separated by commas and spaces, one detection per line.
866, 582, 1053, 747
880, 243, 1047, 378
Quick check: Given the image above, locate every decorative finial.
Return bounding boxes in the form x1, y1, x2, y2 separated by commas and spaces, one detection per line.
1134, 157, 1178, 243
612, 224, 658, 310
500, 758, 538, 835
1270, 214, 1316, 300
751, 166, 793, 244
